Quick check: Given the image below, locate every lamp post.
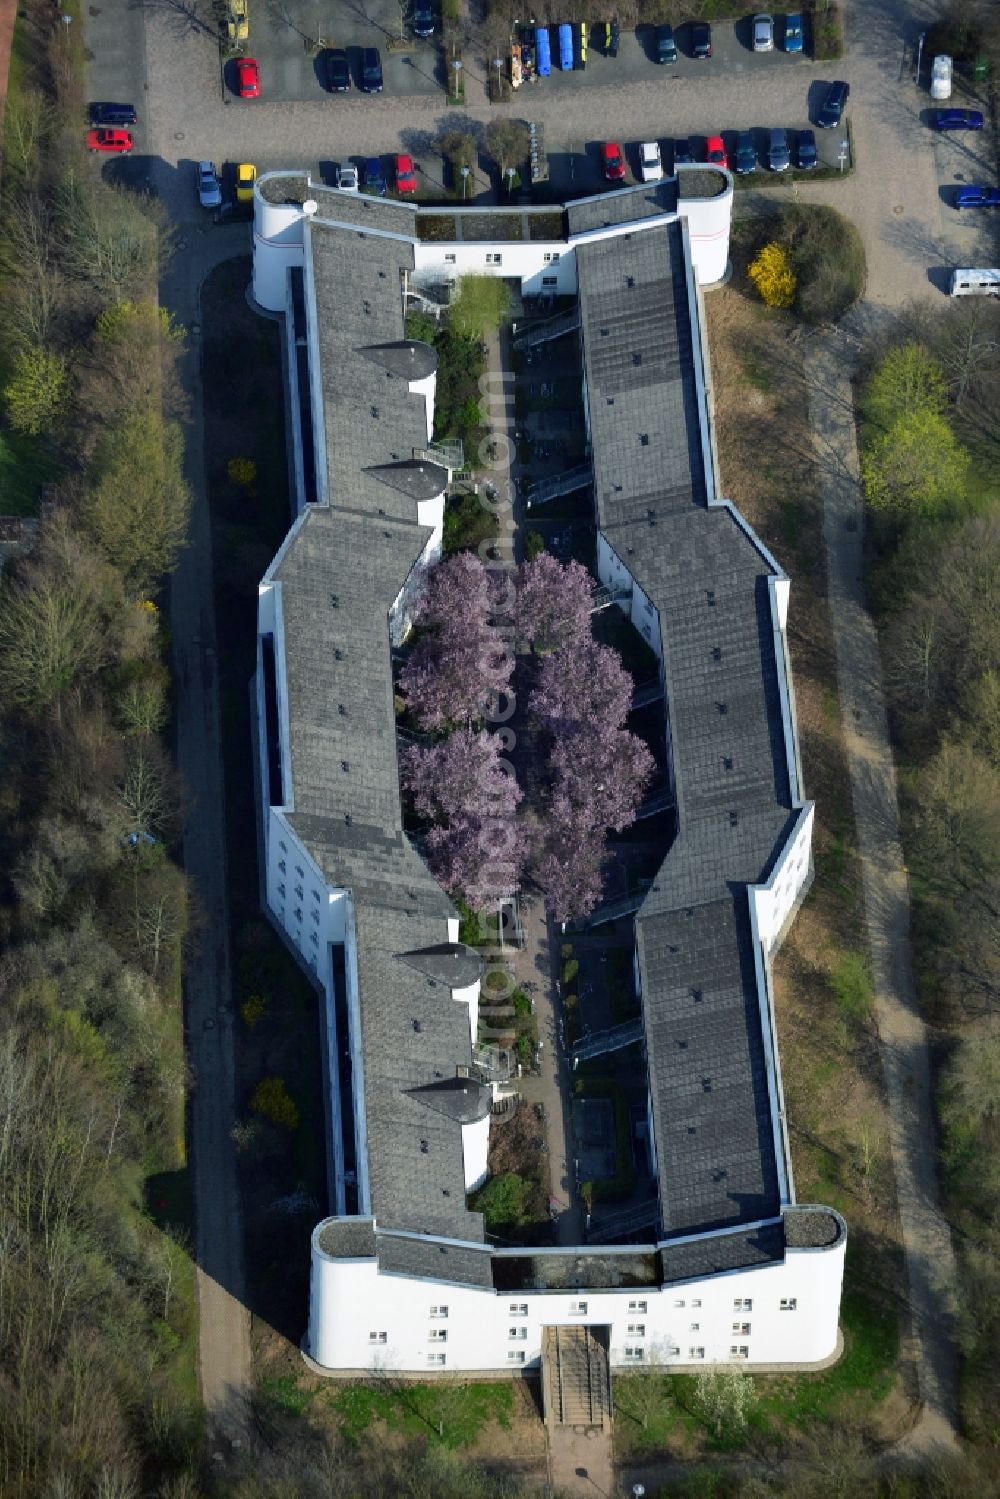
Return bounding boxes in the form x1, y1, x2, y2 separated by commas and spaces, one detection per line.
916, 29, 926, 84
838, 136, 849, 173
451, 56, 462, 100
495, 54, 504, 94
61, 13, 72, 43
506, 165, 516, 197
460, 164, 469, 200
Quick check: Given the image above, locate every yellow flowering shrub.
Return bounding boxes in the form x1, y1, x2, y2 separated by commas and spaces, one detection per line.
250, 1076, 299, 1130
748, 243, 796, 309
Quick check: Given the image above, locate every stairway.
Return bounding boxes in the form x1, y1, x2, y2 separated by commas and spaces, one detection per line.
541, 1325, 611, 1430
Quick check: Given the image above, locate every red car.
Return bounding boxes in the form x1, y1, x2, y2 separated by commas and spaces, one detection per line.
395, 154, 418, 195
236, 56, 261, 98
705, 134, 728, 169
87, 126, 133, 154
601, 141, 626, 182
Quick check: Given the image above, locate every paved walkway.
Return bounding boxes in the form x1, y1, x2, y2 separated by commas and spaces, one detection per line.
806, 333, 959, 1458
0, 0, 13, 188
164, 224, 255, 1452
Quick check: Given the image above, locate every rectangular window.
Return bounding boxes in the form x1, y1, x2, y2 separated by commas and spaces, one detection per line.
429, 1306, 449, 1319
293, 908, 303, 923
624, 1346, 644, 1362
730, 1345, 749, 1360
312, 888, 321, 902
428, 1352, 446, 1367
295, 866, 304, 879
689, 1347, 705, 1360
278, 884, 286, 899
508, 1350, 526, 1363
278, 859, 286, 873
369, 1332, 387, 1344
279, 841, 287, 853
444, 253, 456, 264
571, 1301, 588, 1315
673, 1299, 685, 1308
627, 1324, 645, 1337
542, 252, 561, 263
689, 1323, 700, 1332
309, 932, 318, 947
509, 1326, 527, 1340
428, 1328, 447, 1343
542, 275, 558, 287
294, 885, 304, 901
690, 1299, 702, 1308
486, 253, 503, 266
780, 1298, 797, 1312
628, 1300, 647, 1314
509, 1303, 528, 1316
732, 1323, 751, 1336
733, 1298, 753, 1312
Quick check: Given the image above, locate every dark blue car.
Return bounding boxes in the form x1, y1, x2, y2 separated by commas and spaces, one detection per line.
816, 79, 849, 128
934, 108, 985, 130
797, 128, 817, 169
364, 156, 387, 195
955, 183, 1000, 207
734, 132, 756, 174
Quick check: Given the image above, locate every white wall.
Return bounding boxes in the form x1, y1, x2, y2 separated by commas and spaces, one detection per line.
253, 198, 305, 311
462, 1115, 490, 1192
413, 241, 576, 298
410, 370, 436, 444
453, 979, 480, 1043
307, 1214, 846, 1373
676, 169, 734, 287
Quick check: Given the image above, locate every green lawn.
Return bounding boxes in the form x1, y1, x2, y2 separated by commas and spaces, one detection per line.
331, 1378, 514, 1450
615, 1290, 898, 1459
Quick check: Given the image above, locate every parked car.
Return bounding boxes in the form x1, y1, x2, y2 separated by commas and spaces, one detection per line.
364, 156, 387, 195
88, 101, 137, 126
326, 47, 351, 90
412, 1, 434, 37
557, 22, 573, 70
236, 161, 257, 202
361, 46, 383, 92
601, 141, 626, 182
197, 161, 222, 208
226, 0, 248, 43
930, 53, 952, 100
705, 134, 728, 169
86, 127, 133, 153
336, 164, 359, 191
673, 137, 694, 165
536, 26, 551, 75
606, 19, 619, 57
691, 21, 712, 58
734, 131, 756, 174
236, 56, 261, 97
797, 128, 817, 169
576, 22, 587, 68
816, 79, 849, 127
954, 184, 1000, 208
655, 24, 677, 63
767, 127, 791, 170
783, 12, 803, 52
752, 14, 774, 52
639, 140, 663, 182
395, 153, 418, 194
934, 107, 984, 130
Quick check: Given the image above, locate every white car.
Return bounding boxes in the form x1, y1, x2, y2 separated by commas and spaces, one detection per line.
930, 54, 953, 101
336, 164, 359, 192
752, 13, 774, 51
639, 140, 663, 183
197, 161, 222, 209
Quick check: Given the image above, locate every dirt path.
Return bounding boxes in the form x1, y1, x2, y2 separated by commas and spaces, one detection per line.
164, 226, 256, 1453
806, 333, 960, 1459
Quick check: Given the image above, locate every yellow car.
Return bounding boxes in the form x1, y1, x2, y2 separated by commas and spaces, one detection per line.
226, 0, 248, 43
236, 162, 257, 203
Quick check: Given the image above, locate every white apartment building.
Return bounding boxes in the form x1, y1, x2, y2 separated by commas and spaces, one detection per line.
250, 169, 846, 1379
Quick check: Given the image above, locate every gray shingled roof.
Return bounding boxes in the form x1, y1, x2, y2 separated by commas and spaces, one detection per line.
407, 1075, 492, 1124
578, 219, 793, 1237
368, 459, 450, 501
400, 943, 484, 988
566, 180, 679, 236
360, 340, 437, 382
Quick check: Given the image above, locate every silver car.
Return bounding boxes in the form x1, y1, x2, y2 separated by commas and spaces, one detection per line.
197, 161, 222, 209
753, 13, 774, 51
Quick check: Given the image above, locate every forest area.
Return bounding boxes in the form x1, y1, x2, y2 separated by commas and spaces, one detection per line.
0, 2, 199, 1495
859, 300, 1000, 1445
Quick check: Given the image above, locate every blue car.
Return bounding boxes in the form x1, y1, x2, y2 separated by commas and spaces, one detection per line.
816, 79, 849, 127
797, 128, 817, 169
558, 22, 573, 69
364, 156, 387, 195
934, 108, 985, 130
734, 131, 756, 174
955, 184, 1000, 207
784, 12, 803, 52
536, 25, 551, 76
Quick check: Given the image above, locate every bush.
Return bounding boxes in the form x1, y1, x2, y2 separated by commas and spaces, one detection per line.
251, 1076, 300, 1130
240, 994, 267, 1028
748, 243, 796, 310
511, 987, 532, 1017
562, 958, 579, 987
472, 1171, 530, 1228
227, 457, 258, 490
778, 203, 865, 324
811, 0, 844, 61
525, 530, 546, 561
3, 346, 69, 435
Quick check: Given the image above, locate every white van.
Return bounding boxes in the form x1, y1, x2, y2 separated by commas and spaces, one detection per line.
930, 54, 953, 100
950, 268, 1000, 297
